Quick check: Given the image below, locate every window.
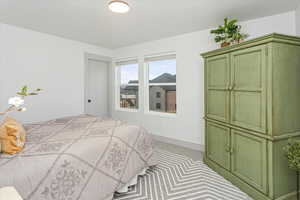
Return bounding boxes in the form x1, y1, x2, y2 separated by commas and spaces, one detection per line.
116, 60, 139, 110
156, 103, 161, 109
156, 92, 161, 98
145, 54, 176, 114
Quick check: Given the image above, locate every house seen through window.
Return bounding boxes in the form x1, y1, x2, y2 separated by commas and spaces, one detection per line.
116, 60, 139, 110
146, 55, 176, 114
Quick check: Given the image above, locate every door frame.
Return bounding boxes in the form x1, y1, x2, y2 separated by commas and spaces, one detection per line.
84, 53, 112, 116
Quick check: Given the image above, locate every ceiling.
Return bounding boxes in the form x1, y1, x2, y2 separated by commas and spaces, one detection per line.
0, 0, 299, 49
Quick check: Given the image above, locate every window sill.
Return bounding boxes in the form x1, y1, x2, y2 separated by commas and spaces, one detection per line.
115, 108, 139, 113
145, 111, 177, 118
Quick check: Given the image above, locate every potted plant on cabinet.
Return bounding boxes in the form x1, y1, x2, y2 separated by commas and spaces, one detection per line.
210, 17, 248, 48
283, 140, 300, 200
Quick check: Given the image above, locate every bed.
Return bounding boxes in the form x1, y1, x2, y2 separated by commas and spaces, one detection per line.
0, 115, 157, 200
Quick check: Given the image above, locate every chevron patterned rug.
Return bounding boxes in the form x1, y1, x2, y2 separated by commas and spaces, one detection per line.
114, 150, 251, 200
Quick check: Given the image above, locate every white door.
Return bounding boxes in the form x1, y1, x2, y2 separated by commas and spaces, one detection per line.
85, 59, 108, 116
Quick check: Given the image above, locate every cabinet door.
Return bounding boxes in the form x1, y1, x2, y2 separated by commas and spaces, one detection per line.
205, 54, 230, 123
230, 45, 267, 133
231, 129, 267, 194
206, 122, 231, 170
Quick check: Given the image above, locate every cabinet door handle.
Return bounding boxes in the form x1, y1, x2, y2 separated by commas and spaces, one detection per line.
229, 83, 235, 91
230, 148, 234, 154
226, 84, 230, 91
225, 145, 230, 152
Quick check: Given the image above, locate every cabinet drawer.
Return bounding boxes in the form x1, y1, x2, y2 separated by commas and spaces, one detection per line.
206, 122, 231, 170
231, 129, 268, 194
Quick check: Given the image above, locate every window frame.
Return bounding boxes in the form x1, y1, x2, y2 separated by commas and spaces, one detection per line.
115, 59, 140, 112
144, 53, 177, 117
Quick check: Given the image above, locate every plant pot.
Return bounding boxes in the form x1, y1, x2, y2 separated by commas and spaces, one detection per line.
221, 42, 230, 48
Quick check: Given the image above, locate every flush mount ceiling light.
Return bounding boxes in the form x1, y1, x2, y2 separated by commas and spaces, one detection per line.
108, 0, 130, 13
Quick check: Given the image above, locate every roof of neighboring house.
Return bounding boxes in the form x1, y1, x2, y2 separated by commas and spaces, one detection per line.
150, 73, 176, 83
124, 73, 176, 91
127, 73, 176, 84
122, 85, 175, 92
120, 86, 138, 95
128, 80, 138, 84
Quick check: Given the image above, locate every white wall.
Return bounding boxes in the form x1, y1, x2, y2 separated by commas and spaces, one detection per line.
0, 23, 112, 123
111, 11, 296, 149
296, 4, 300, 35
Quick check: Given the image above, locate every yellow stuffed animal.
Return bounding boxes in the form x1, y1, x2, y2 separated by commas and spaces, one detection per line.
0, 117, 26, 155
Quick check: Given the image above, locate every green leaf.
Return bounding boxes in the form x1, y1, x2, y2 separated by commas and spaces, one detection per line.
17, 92, 26, 96
21, 85, 28, 94
228, 19, 237, 26
224, 17, 228, 26
283, 140, 300, 171
17, 86, 42, 97
215, 36, 225, 43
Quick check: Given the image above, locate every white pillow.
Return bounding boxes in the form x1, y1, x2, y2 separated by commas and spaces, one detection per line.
0, 187, 23, 200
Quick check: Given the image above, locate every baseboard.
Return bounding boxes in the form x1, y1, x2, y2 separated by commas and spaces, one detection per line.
151, 134, 204, 152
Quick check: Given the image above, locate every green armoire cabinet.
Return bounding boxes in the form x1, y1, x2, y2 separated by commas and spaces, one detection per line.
201, 33, 300, 200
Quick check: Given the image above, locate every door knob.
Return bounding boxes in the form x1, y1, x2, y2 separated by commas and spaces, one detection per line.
88, 99, 92, 103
